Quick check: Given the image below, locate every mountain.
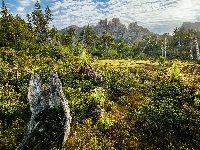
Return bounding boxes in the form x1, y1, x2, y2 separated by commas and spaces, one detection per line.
59, 18, 154, 43
181, 22, 200, 31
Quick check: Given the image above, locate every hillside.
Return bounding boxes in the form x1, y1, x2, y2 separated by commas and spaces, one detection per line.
1, 1, 200, 149
181, 22, 200, 31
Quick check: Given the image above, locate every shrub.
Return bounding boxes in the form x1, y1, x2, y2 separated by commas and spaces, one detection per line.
98, 114, 112, 130
168, 62, 181, 82
134, 78, 200, 149
87, 87, 105, 106
100, 67, 137, 100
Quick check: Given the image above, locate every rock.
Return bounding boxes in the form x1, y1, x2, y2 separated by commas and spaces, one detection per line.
17, 71, 71, 150
182, 22, 200, 32
60, 18, 154, 43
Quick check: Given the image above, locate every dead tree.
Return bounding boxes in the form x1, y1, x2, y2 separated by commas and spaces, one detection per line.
194, 37, 200, 61
79, 64, 103, 84
17, 71, 71, 150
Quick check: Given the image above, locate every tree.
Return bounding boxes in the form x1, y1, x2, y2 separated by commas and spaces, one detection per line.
66, 27, 77, 48
0, 1, 33, 49
159, 33, 171, 58
99, 31, 115, 51
48, 25, 61, 46
79, 25, 98, 48
1, 0, 8, 18
0, 0, 13, 47
194, 37, 200, 61
27, 1, 57, 58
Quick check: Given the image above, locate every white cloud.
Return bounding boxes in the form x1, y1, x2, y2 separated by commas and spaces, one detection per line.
53, 10, 60, 15
18, 0, 31, 6
10, 0, 200, 34
18, 0, 40, 6
50, 1, 62, 10
17, 7, 25, 11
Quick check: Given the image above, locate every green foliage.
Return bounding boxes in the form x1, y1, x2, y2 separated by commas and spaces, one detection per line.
65, 119, 115, 150
97, 114, 112, 130
81, 48, 88, 67
158, 55, 166, 65
88, 87, 105, 106
135, 77, 200, 149
168, 62, 181, 81
100, 67, 137, 99
1, 1, 200, 149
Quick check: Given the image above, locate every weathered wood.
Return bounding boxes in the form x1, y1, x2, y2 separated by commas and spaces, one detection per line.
17, 71, 71, 150
79, 64, 103, 83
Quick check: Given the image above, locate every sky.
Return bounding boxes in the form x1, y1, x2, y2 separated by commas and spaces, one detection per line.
2, 0, 200, 34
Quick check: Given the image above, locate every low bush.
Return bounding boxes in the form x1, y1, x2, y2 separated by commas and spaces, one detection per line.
99, 67, 138, 100
134, 77, 200, 149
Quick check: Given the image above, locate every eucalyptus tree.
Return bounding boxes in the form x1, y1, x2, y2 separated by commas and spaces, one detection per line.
141, 35, 159, 56
194, 37, 200, 61
116, 40, 127, 53
172, 27, 185, 47
141, 35, 151, 54
171, 27, 191, 57
186, 29, 196, 60
159, 33, 173, 58
188, 29, 200, 61
48, 25, 61, 46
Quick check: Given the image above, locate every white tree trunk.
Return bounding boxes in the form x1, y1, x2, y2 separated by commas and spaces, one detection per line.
72, 35, 75, 49
194, 38, 200, 61
164, 37, 167, 58
161, 37, 167, 58
190, 42, 193, 60
161, 45, 164, 57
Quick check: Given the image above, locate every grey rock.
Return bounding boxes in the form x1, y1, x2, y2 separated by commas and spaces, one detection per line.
60, 18, 153, 43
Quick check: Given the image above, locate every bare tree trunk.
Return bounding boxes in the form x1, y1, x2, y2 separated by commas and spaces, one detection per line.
194, 37, 200, 61
161, 45, 164, 57
190, 42, 193, 60
155, 35, 158, 45
164, 37, 167, 59
72, 35, 75, 49
17, 71, 71, 150
43, 28, 58, 59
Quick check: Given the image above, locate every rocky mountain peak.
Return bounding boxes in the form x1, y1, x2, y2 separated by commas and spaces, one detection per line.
60, 18, 154, 43
181, 22, 200, 32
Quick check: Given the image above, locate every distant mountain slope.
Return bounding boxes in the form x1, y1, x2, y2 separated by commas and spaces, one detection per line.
59, 18, 154, 43
181, 22, 200, 31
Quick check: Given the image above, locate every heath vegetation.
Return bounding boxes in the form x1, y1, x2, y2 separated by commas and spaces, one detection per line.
0, 1, 200, 149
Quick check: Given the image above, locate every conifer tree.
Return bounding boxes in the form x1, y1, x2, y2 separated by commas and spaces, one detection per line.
27, 1, 57, 58
0, 0, 33, 49
79, 25, 98, 48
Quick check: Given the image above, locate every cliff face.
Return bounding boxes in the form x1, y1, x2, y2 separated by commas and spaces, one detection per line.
182, 22, 200, 31
60, 18, 153, 43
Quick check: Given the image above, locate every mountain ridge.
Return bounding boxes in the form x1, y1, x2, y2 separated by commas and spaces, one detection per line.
181, 22, 200, 32
59, 18, 154, 43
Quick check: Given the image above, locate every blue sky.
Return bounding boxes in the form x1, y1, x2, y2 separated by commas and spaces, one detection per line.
2, 0, 200, 34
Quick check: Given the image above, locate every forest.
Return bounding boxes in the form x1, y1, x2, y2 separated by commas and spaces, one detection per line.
0, 1, 200, 149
